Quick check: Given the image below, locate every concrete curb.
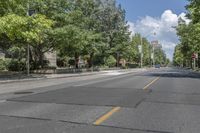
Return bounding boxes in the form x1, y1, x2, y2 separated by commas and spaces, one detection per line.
0, 71, 106, 84
0, 68, 150, 84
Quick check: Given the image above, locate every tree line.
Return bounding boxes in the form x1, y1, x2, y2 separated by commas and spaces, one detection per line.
174, 0, 200, 68
0, 0, 168, 71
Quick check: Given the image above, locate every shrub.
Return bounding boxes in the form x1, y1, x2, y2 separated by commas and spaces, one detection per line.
43, 66, 57, 70
0, 58, 6, 71
68, 59, 75, 66
105, 55, 116, 67
7, 59, 26, 71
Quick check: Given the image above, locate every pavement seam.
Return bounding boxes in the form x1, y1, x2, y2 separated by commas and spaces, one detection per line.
0, 114, 173, 133
94, 124, 173, 133
152, 90, 200, 96
134, 98, 146, 108
5, 100, 118, 108
144, 100, 200, 107
0, 114, 52, 121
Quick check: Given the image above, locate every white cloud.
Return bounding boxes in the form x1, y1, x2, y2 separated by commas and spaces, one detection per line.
128, 10, 190, 60
178, 12, 191, 24
127, 21, 135, 36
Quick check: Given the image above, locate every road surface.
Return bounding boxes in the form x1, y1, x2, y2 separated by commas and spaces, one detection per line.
0, 68, 200, 133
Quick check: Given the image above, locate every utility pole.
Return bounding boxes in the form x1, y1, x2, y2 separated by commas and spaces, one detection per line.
116, 51, 120, 68
140, 36, 143, 68
26, 1, 35, 76
27, 0, 30, 76
153, 45, 155, 67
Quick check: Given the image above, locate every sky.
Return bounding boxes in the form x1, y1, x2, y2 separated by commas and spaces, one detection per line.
116, 0, 190, 60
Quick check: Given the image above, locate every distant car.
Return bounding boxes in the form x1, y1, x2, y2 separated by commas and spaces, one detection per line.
155, 64, 160, 68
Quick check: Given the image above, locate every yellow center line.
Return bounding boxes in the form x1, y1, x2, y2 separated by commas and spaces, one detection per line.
93, 107, 121, 125
143, 77, 160, 90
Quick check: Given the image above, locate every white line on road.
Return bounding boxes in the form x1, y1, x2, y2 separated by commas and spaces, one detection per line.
73, 72, 139, 87
0, 100, 6, 103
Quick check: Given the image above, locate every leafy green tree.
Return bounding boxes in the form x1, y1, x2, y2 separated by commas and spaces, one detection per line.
186, 0, 200, 24
175, 0, 200, 68
0, 0, 27, 16
154, 48, 167, 65
0, 13, 54, 68
127, 34, 151, 66
173, 44, 184, 66
0, 0, 132, 70
95, 0, 130, 65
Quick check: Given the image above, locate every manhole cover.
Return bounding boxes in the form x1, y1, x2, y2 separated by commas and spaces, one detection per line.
14, 91, 34, 95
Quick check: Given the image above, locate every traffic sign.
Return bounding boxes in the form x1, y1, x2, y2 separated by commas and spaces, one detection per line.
192, 53, 198, 59
151, 53, 154, 59
138, 45, 142, 53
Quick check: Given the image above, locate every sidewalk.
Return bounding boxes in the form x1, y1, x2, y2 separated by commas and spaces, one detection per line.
0, 68, 149, 84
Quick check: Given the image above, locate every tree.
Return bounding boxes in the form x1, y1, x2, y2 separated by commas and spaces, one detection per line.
175, 0, 200, 68
154, 48, 167, 65
0, 13, 54, 68
127, 34, 151, 66
173, 44, 184, 66
0, 0, 27, 16
0, 0, 132, 70
95, 0, 130, 65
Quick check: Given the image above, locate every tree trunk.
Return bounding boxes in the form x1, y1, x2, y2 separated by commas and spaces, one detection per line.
88, 53, 94, 68
39, 52, 44, 68
75, 53, 79, 69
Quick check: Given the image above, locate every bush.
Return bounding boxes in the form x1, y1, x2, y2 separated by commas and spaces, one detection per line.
127, 63, 139, 68
0, 58, 6, 71
68, 59, 75, 66
105, 55, 116, 67
43, 65, 57, 70
7, 59, 26, 71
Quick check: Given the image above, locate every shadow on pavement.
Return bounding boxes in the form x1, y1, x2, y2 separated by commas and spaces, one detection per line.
142, 68, 200, 79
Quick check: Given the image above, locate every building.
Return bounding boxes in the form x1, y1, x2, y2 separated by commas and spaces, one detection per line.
44, 51, 57, 67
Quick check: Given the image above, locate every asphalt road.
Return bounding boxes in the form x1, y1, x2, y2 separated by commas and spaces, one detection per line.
0, 68, 200, 133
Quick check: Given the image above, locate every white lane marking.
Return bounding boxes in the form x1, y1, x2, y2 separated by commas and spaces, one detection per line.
0, 100, 6, 103
102, 72, 124, 76
73, 71, 144, 87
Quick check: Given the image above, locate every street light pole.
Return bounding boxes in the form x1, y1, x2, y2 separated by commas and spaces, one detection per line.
140, 32, 157, 68
140, 36, 143, 68
27, 1, 30, 76
116, 51, 120, 68
153, 45, 155, 67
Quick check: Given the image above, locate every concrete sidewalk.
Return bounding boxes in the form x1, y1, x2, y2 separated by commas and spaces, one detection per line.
0, 68, 149, 84
0, 71, 104, 84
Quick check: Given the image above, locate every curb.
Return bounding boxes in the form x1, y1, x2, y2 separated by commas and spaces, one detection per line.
0, 68, 150, 84
0, 71, 105, 84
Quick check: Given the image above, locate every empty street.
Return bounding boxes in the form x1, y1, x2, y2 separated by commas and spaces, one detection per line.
0, 68, 200, 133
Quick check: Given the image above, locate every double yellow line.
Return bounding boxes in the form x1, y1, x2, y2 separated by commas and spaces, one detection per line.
93, 77, 160, 125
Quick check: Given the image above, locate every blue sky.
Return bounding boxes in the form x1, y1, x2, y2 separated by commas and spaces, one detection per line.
116, 0, 189, 60
116, 0, 188, 22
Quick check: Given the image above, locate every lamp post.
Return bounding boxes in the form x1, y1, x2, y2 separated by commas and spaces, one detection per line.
140, 36, 143, 68
116, 51, 120, 68
26, 1, 35, 76
27, 1, 30, 76
139, 32, 156, 68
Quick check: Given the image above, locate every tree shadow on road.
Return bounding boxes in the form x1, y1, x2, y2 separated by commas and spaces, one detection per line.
144, 70, 200, 79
